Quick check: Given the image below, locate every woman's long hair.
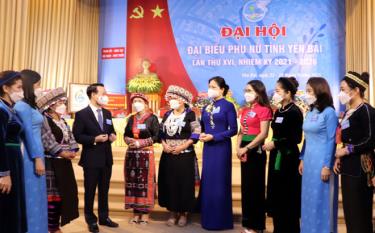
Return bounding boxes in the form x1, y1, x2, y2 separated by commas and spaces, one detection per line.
307, 77, 334, 112
20, 69, 41, 109
247, 80, 271, 108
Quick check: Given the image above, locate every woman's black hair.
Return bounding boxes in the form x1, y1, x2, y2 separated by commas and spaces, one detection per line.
307, 77, 334, 112
20, 69, 41, 109
247, 80, 271, 108
209, 76, 230, 96
342, 71, 369, 98
0, 71, 22, 97
277, 77, 299, 99
87, 83, 104, 99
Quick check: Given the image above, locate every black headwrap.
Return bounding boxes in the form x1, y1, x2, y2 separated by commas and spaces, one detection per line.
0, 71, 20, 86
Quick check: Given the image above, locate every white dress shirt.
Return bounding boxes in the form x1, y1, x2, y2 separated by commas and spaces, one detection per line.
89, 103, 102, 123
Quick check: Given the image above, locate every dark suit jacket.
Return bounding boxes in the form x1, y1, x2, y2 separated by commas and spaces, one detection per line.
73, 106, 116, 168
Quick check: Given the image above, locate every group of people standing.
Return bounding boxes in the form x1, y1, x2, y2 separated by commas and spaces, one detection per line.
0, 69, 374, 233
0, 70, 80, 233
123, 77, 238, 230
236, 72, 374, 233
123, 72, 375, 233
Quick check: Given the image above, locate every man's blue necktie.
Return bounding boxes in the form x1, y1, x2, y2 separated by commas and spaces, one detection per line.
97, 109, 103, 130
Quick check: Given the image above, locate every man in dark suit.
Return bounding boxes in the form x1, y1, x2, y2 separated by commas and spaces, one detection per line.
73, 83, 118, 232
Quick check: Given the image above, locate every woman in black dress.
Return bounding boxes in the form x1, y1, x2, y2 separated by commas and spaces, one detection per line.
158, 85, 201, 227
37, 87, 80, 233
334, 71, 375, 233
263, 77, 303, 233
0, 70, 27, 233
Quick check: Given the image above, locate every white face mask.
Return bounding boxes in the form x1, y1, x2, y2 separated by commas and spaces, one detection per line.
34, 88, 43, 98
338, 91, 351, 105
133, 102, 145, 112
54, 104, 67, 115
97, 95, 109, 106
9, 91, 24, 103
169, 99, 181, 110
272, 92, 284, 104
244, 92, 256, 103
303, 93, 317, 105
207, 88, 220, 99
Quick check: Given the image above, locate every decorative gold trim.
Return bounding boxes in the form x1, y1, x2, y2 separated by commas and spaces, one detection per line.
346, 73, 369, 89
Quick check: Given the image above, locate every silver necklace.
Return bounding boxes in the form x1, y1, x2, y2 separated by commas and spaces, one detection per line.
278, 102, 294, 113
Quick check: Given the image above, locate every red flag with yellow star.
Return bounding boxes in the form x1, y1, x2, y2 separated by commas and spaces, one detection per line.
126, 0, 198, 105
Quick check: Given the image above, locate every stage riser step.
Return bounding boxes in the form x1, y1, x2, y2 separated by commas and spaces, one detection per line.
72, 147, 375, 223
75, 200, 349, 223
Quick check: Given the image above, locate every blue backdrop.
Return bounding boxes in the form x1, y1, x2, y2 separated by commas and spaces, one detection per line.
98, 0, 127, 94
99, 0, 345, 108
168, 0, 345, 107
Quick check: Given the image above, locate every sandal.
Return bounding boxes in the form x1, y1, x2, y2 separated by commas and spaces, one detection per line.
177, 215, 187, 227
138, 220, 149, 225
166, 216, 177, 226
241, 229, 258, 233
129, 217, 139, 224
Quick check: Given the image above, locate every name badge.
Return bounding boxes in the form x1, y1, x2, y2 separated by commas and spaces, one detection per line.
341, 120, 350, 130
275, 117, 284, 123
137, 124, 146, 130
106, 119, 112, 125
212, 106, 221, 114
310, 114, 319, 122
249, 111, 256, 118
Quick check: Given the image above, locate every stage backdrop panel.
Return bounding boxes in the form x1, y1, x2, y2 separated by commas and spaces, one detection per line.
168, 0, 345, 107
98, 0, 127, 95
99, 0, 345, 110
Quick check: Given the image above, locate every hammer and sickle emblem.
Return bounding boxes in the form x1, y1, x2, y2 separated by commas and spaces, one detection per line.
130, 6, 144, 19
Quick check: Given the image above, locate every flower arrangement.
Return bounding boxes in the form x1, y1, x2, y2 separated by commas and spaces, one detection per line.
193, 92, 211, 110
127, 75, 162, 94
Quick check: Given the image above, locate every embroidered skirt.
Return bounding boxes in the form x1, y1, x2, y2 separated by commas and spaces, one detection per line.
124, 147, 155, 212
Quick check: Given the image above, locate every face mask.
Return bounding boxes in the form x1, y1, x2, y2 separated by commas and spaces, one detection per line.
207, 88, 220, 99
303, 94, 317, 105
244, 92, 256, 103
169, 99, 181, 110
133, 102, 145, 112
9, 91, 24, 103
272, 93, 284, 104
54, 104, 67, 115
338, 91, 351, 105
34, 88, 43, 98
97, 95, 109, 106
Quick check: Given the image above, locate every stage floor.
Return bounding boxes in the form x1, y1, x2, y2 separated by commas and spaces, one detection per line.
61, 214, 348, 233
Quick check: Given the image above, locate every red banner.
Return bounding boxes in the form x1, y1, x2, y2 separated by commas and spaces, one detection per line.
126, 0, 198, 105
102, 47, 125, 59
106, 93, 127, 117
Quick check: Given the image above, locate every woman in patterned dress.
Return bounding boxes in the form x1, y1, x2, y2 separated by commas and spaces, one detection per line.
334, 72, 375, 233
124, 93, 159, 225
158, 85, 201, 227
38, 87, 79, 233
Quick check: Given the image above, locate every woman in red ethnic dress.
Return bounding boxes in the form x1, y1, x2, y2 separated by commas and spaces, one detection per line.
123, 93, 159, 225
